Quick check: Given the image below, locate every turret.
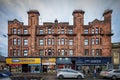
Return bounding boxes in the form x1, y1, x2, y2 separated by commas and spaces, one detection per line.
103, 9, 112, 23
27, 10, 40, 26
72, 10, 85, 26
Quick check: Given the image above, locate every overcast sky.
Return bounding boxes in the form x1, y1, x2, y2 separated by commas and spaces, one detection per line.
0, 0, 120, 57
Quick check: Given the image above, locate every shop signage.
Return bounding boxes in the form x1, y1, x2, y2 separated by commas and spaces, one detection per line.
42, 58, 56, 65
113, 52, 120, 64
6, 58, 41, 64
76, 57, 111, 65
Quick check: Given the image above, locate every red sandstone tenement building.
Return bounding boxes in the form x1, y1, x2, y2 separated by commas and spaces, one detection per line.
6, 9, 113, 73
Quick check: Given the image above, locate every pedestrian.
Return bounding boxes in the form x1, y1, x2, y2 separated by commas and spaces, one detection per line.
93, 68, 97, 78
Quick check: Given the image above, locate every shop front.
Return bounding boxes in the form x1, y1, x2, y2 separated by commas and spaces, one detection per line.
56, 58, 72, 69
76, 57, 112, 73
6, 58, 41, 73
42, 58, 56, 73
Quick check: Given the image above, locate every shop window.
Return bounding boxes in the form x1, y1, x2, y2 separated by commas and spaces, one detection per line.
39, 39, 44, 46
23, 29, 28, 34
39, 29, 44, 34
23, 50, 28, 56
84, 38, 89, 46
13, 38, 16, 45
69, 39, 73, 45
84, 49, 89, 56
24, 39, 28, 46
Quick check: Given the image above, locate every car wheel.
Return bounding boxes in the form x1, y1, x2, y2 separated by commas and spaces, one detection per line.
112, 75, 117, 80
77, 75, 82, 79
59, 75, 64, 79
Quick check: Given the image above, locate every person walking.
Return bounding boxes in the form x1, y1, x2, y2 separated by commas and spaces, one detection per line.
93, 68, 97, 79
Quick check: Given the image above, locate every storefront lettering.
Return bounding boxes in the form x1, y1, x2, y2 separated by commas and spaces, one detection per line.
85, 60, 101, 64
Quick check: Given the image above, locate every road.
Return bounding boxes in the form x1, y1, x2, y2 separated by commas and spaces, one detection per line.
0, 73, 111, 80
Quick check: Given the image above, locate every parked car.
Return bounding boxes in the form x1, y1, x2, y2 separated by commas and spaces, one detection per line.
57, 68, 85, 79
100, 69, 120, 80
0, 72, 9, 78
0, 70, 12, 78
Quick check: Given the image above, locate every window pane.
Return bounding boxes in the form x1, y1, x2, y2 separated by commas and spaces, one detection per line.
96, 38, 99, 45
24, 50, 28, 56
84, 29, 88, 34
84, 49, 89, 56
24, 39, 28, 45
52, 29, 54, 34
13, 49, 16, 56
48, 28, 51, 34
13, 28, 16, 34
69, 39, 73, 45
39, 39, 44, 46
92, 49, 95, 56
18, 38, 20, 45
13, 38, 16, 45
18, 29, 20, 34
96, 27, 99, 34
61, 39, 64, 45
18, 50, 20, 56
24, 29, 28, 34
61, 49, 65, 56
84, 39, 88, 45
58, 29, 60, 34
61, 28, 64, 34
52, 39, 54, 45
92, 28, 94, 34
39, 29, 44, 34
68, 29, 73, 34
40, 49, 44, 56
48, 39, 51, 45
92, 38, 94, 45
69, 50, 73, 56
58, 39, 60, 45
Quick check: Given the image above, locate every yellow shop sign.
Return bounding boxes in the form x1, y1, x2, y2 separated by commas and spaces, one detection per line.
6, 58, 41, 64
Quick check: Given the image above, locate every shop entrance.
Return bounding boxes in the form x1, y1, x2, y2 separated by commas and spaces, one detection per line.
22, 64, 28, 72
43, 65, 47, 72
